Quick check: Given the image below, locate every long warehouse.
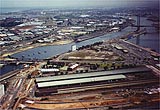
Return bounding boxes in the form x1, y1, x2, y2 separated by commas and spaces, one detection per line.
37, 74, 126, 88
36, 66, 150, 83
35, 74, 126, 96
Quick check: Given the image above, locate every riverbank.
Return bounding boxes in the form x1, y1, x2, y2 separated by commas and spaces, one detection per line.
0, 29, 122, 61
0, 69, 20, 82
0, 39, 73, 60
75, 28, 120, 42
0, 25, 129, 60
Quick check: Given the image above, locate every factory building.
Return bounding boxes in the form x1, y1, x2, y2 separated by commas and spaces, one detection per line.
34, 67, 150, 97
35, 74, 126, 96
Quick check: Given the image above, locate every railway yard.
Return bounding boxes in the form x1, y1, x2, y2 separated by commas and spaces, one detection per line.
10, 66, 160, 110
0, 6, 159, 110
0, 38, 160, 110
18, 65, 159, 110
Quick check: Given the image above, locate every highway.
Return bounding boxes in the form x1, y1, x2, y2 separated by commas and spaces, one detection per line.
0, 61, 45, 110
7, 78, 25, 109
0, 77, 25, 110
120, 40, 160, 67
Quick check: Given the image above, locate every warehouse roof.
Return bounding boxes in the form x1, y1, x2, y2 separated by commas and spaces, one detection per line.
37, 74, 126, 88
36, 66, 150, 83
40, 68, 59, 72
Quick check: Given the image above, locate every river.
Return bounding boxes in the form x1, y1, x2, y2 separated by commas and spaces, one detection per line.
11, 28, 130, 60
0, 16, 159, 75
11, 17, 159, 60
129, 16, 159, 53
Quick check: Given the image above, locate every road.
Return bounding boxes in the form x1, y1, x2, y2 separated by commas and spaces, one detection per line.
0, 61, 46, 110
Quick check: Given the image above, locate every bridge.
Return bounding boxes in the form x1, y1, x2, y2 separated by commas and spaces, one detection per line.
131, 16, 155, 45
116, 29, 147, 41
133, 16, 155, 29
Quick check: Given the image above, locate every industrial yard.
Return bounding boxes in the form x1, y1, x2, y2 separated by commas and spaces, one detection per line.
1, 38, 159, 110
0, 3, 159, 110
16, 66, 159, 110
1, 36, 160, 110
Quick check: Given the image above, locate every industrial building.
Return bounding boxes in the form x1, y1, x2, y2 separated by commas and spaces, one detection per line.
35, 74, 126, 96
40, 68, 59, 73
36, 66, 150, 83
37, 74, 126, 88
34, 67, 151, 96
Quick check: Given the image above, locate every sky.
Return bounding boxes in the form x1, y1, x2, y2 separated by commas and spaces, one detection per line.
1, 0, 159, 8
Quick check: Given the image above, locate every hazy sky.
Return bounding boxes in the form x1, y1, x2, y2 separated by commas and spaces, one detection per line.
1, 0, 159, 8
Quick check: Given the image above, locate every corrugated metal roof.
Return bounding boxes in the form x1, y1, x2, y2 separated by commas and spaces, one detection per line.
40, 68, 59, 72
36, 67, 150, 83
37, 74, 126, 88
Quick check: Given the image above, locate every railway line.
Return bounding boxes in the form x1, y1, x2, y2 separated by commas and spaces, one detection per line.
35, 78, 158, 96
57, 79, 158, 94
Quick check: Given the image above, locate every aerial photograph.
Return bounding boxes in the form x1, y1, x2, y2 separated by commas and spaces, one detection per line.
0, 0, 159, 110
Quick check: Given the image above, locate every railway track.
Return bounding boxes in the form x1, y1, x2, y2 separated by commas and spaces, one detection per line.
57, 79, 158, 94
